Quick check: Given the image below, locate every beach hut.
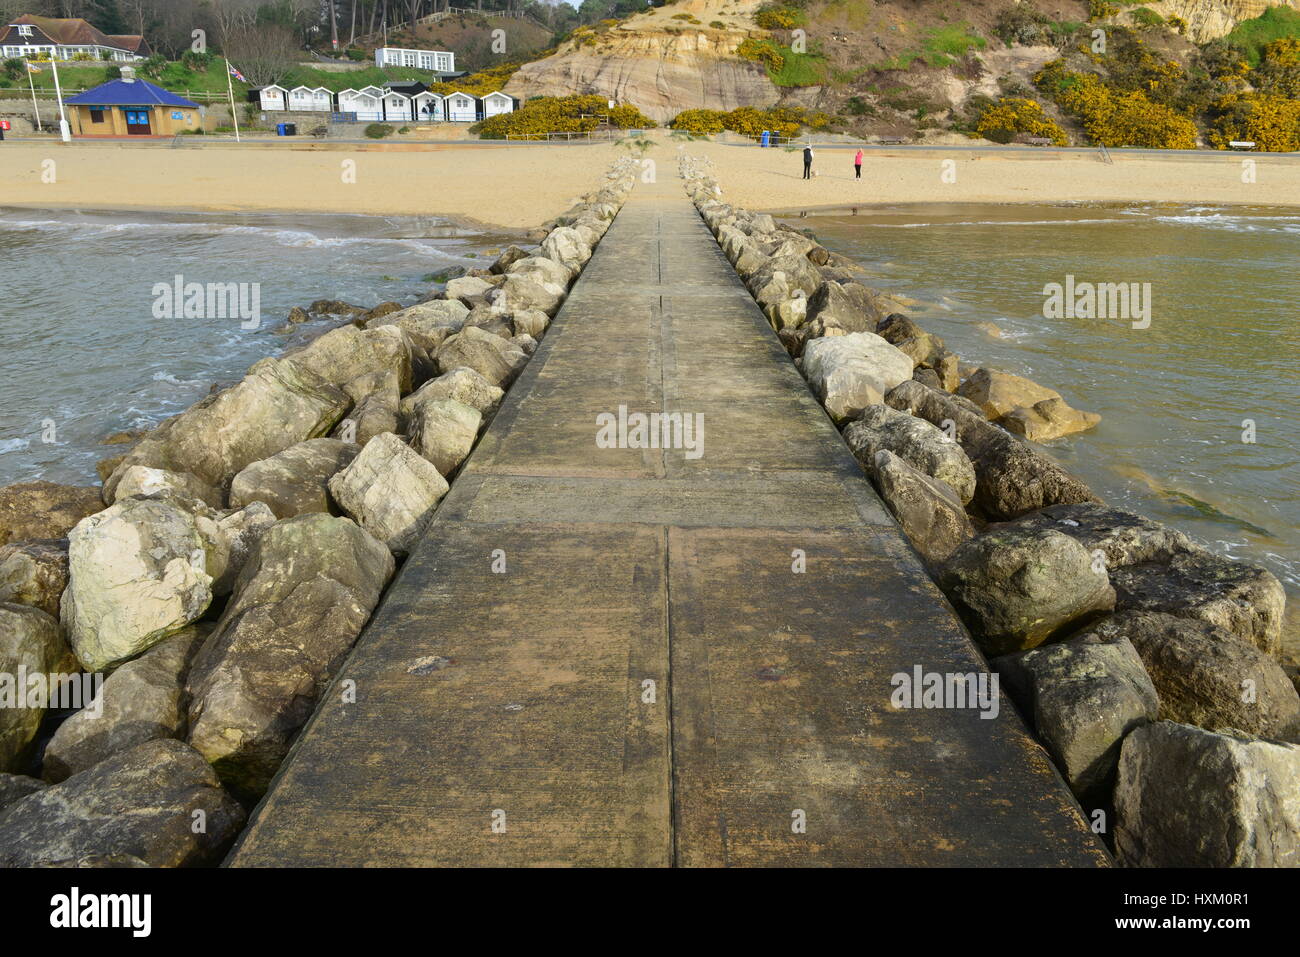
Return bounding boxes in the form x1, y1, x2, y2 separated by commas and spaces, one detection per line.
64, 69, 200, 137
381, 90, 413, 123
257, 84, 288, 112
443, 91, 479, 123
413, 91, 444, 122
481, 92, 518, 119
336, 86, 383, 121
288, 86, 333, 112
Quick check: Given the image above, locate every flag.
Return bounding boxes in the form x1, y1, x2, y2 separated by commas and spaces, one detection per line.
228, 63, 246, 83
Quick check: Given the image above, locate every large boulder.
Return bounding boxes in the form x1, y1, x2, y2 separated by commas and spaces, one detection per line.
0, 773, 46, 812
490, 244, 530, 273
332, 369, 400, 447
0, 603, 77, 772
958, 367, 1062, 419
436, 326, 530, 389
105, 359, 351, 498
1109, 550, 1286, 659
494, 273, 565, 317
1077, 612, 1300, 739
228, 438, 360, 519
400, 366, 505, 426
1114, 722, 1300, 867
886, 380, 1099, 520
444, 275, 494, 306
0, 481, 102, 545
999, 503, 1196, 569
190, 501, 276, 597
284, 323, 413, 394
993, 632, 1158, 805
0, 539, 69, 618
938, 526, 1116, 656
540, 226, 592, 271
803, 333, 914, 424
61, 497, 214, 673
43, 626, 208, 782
843, 404, 975, 505
804, 281, 882, 338
866, 451, 973, 567
1002, 397, 1101, 442
508, 255, 575, 292
379, 299, 468, 354
112, 466, 222, 509
186, 514, 394, 800
328, 433, 449, 556
409, 398, 481, 477
746, 254, 824, 311
0, 739, 245, 867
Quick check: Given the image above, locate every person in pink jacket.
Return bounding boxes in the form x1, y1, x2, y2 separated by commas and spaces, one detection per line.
854, 148, 864, 179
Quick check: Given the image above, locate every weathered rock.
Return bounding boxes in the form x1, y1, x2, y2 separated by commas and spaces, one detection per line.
409, 398, 481, 477
1114, 722, 1300, 867
802, 333, 914, 423
495, 272, 566, 317
0, 773, 46, 811
463, 305, 515, 340
886, 380, 1100, 520
938, 526, 1116, 656
113, 466, 223, 509
0, 481, 102, 546
490, 244, 530, 274
767, 296, 808, 332
510, 308, 550, 339
379, 299, 468, 354
1077, 611, 1300, 739
1003, 397, 1102, 441
363, 301, 403, 324
804, 281, 881, 337
507, 255, 576, 291
958, 368, 1062, 419
746, 254, 824, 310
994, 632, 1158, 805
867, 451, 974, 566
331, 369, 400, 446
308, 299, 367, 318
843, 404, 975, 505
328, 433, 449, 556
0, 604, 77, 772
0, 539, 68, 619
186, 514, 394, 799
61, 497, 214, 673
193, 502, 276, 597
1001, 503, 1197, 569
43, 626, 208, 783
511, 333, 538, 356
284, 323, 413, 394
1109, 550, 1287, 659
400, 366, 505, 428
541, 226, 592, 270
0, 739, 245, 867
444, 275, 494, 306
228, 438, 360, 519
436, 326, 529, 389
933, 352, 961, 392
912, 367, 943, 391
104, 359, 351, 497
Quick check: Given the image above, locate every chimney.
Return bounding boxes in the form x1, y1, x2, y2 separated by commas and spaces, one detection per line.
120, 66, 135, 82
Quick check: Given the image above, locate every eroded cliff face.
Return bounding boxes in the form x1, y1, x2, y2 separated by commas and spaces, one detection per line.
1150, 0, 1300, 42
504, 0, 779, 124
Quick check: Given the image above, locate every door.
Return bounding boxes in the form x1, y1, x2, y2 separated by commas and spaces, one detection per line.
123, 109, 151, 135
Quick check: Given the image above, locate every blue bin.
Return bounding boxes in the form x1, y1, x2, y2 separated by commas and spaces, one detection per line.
276, 123, 287, 136
760, 130, 771, 148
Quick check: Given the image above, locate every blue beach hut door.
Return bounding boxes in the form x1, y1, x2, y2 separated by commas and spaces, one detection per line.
123, 108, 152, 135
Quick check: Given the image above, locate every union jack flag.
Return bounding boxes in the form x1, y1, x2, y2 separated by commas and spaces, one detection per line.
228, 63, 246, 83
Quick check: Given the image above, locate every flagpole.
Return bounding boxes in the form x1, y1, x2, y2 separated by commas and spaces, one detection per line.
225, 57, 241, 143
50, 57, 70, 142
25, 59, 42, 133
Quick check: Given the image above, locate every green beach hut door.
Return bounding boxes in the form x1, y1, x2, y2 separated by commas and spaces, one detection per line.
123, 108, 152, 135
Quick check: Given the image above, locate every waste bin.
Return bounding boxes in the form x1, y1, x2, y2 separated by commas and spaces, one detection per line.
760, 130, 770, 148
276, 122, 286, 136
284, 122, 296, 136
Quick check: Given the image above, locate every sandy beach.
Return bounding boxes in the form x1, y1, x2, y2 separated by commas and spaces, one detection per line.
2, 134, 1298, 230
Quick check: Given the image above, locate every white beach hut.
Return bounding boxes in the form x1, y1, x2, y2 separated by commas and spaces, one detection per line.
288, 85, 333, 112
257, 84, 288, 111
381, 90, 413, 122
443, 91, 479, 123
413, 91, 444, 122
337, 86, 383, 121
481, 91, 518, 118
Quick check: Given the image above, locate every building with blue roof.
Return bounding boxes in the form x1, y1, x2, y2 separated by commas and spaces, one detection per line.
63, 67, 203, 137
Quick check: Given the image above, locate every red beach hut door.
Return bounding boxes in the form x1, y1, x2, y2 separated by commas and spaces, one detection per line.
124, 109, 152, 135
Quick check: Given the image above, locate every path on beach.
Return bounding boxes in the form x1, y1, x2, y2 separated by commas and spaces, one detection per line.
226, 170, 1110, 867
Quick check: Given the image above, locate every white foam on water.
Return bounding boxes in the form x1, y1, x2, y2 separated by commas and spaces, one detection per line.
0, 438, 31, 455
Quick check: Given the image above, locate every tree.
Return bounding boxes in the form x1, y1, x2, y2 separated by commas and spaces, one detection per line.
224, 21, 298, 85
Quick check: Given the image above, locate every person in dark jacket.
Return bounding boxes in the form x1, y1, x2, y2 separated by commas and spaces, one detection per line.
802, 145, 814, 179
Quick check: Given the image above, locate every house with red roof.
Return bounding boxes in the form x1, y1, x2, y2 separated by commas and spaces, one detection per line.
0, 13, 150, 62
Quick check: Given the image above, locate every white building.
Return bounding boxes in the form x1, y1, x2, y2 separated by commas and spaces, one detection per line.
412, 91, 444, 122
287, 86, 333, 112
481, 91, 518, 119
375, 46, 454, 73
0, 15, 149, 62
257, 85, 288, 112
443, 91, 479, 123
337, 86, 384, 121
381, 90, 413, 122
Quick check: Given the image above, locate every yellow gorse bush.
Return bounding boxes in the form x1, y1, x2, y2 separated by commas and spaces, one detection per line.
1036, 62, 1198, 149
1209, 92, 1300, 151
669, 106, 802, 139
478, 95, 655, 139
975, 97, 1069, 145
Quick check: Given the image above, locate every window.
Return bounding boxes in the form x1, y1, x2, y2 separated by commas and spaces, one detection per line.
418, 53, 432, 69
17, 24, 32, 37
403, 51, 415, 67
90, 106, 105, 124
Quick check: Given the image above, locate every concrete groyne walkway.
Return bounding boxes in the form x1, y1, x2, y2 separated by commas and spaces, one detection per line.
227, 174, 1110, 867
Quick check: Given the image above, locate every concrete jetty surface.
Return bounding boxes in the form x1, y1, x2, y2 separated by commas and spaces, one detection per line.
227, 176, 1111, 867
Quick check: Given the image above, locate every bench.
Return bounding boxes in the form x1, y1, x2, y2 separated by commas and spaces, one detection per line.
308, 125, 327, 139
1229, 140, 1256, 151
1025, 136, 1054, 146
877, 136, 907, 145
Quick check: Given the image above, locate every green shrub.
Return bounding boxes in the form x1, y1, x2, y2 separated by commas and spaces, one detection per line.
364, 123, 394, 139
